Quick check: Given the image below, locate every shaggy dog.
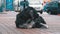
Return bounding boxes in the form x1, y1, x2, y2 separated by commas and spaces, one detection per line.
15, 7, 47, 29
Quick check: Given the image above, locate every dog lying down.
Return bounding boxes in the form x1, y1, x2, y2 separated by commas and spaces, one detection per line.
15, 7, 48, 29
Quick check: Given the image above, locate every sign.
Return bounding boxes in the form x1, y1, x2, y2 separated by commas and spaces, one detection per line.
6, 0, 14, 11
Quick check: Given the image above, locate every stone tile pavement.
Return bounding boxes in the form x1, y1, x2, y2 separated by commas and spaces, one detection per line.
0, 12, 60, 34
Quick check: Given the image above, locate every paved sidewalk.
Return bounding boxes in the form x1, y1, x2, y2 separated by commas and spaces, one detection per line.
0, 12, 60, 34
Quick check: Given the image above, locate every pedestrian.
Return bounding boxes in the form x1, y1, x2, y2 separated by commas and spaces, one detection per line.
20, 0, 29, 12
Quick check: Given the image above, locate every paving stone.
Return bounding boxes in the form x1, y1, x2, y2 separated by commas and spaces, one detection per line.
0, 12, 60, 34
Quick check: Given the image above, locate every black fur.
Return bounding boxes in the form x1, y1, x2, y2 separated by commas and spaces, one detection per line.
15, 7, 46, 28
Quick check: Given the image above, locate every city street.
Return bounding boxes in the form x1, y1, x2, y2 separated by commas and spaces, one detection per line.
0, 11, 60, 34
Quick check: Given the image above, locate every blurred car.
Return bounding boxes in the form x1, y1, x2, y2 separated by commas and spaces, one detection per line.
29, 0, 43, 14
14, 0, 44, 14
43, 1, 60, 15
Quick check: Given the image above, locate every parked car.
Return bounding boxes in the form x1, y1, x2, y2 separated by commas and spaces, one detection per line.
43, 1, 60, 15
15, 0, 43, 14
28, 0, 43, 14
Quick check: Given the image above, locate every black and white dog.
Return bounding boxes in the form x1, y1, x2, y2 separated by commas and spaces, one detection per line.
15, 7, 48, 29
